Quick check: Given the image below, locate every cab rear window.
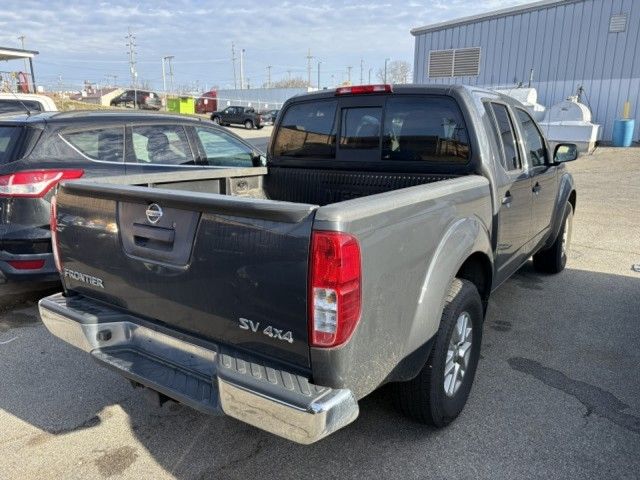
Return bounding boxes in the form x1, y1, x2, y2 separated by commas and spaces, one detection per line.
272, 96, 469, 164
0, 126, 22, 164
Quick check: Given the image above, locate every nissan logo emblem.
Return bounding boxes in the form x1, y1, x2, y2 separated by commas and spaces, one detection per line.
145, 203, 163, 224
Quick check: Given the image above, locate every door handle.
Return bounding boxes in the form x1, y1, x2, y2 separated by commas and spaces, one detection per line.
502, 191, 512, 207
532, 182, 541, 194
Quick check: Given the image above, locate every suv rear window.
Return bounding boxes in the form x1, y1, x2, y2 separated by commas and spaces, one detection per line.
272, 96, 469, 164
0, 126, 22, 164
61, 127, 124, 163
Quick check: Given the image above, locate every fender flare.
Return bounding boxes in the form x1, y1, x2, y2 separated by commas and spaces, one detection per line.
545, 172, 576, 249
406, 215, 493, 353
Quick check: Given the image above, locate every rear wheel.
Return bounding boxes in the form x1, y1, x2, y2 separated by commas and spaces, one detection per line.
244, 120, 254, 129
533, 203, 573, 274
392, 278, 483, 427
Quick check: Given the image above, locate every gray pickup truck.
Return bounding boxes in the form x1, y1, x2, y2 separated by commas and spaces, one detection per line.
39, 85, 578, 444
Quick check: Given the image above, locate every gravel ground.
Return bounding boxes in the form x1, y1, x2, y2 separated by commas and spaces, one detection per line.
0, 145, 638, 480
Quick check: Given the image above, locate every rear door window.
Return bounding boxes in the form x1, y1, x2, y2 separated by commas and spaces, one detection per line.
61, 127, 124, 163
130, 125, 194, 165
489, 103, 521, 171
272, 100, 337, 157
382, 96, 469, 163
0, 126, 22, 164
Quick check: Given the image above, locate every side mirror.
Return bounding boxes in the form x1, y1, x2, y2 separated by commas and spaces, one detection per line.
554, 143, 578, 164
252, 153, 267, 167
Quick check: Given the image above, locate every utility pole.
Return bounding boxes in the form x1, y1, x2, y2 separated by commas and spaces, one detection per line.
317, 61, 322, 90
306, 48, 314, 87
287, 70, 292, 81
125, 28, 138, 109
168, 57, 175, 94
368, 67, 372, 84
330, 74, 335, 87
231, 43, 237, 90
239, 48, 245, 90
267, 65, 272, 88
360, 58, 364, 84
347, 66, 352, 85
384, 58, 390, 84
17, 35, 29, 75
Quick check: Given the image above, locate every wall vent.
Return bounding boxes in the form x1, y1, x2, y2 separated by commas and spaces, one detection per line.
609, 14, 627, 33
428, 47, 481, 78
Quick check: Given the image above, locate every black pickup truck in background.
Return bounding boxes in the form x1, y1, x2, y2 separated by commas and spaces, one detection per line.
211, 106, 264, 129
40, 84, 578, 444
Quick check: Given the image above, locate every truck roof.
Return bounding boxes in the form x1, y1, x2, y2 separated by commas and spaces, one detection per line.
289, 83, 519, 106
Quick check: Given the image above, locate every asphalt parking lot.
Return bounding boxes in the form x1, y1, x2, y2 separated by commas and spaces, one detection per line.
0, 142, 639, 480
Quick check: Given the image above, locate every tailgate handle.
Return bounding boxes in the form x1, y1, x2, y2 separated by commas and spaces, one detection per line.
132, 223, 175, 248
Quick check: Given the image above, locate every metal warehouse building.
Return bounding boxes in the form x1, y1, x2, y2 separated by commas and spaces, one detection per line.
411, 0, 639, 141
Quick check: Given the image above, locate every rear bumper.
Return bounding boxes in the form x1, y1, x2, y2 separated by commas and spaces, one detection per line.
38, 293, 359, 444
0, 251, 58, 284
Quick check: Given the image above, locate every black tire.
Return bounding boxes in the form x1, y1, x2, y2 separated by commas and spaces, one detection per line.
533, 203, 573, 274
392, 278, 483, 427
244, 119, 254, 130
257, 125, 264, 130
212, 116, 221, 125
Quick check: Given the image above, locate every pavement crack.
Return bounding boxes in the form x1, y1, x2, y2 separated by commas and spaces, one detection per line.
508, 357, 640, 435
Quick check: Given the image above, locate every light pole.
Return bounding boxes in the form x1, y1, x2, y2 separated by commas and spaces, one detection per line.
384, 58, 390, 84
368, 67, 373, 84
239, 49, 245, 89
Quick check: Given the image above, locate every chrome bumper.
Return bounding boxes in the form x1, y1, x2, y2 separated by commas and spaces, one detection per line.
39, 293, 358, 444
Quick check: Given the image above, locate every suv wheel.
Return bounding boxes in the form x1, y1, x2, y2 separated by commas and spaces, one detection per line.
533, 202, 573, 274
244, 120, 254, 130
392, 278, 483, 427
212, 116, 221, 125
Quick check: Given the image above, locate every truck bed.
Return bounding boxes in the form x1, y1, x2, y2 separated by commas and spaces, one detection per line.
81, 166, 458, 206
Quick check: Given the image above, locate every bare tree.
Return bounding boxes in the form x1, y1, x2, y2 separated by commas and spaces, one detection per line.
376, 60, 412, 84
270, 77, 310, 88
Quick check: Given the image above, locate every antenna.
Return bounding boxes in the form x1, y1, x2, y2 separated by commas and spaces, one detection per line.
8, 89, 32, 116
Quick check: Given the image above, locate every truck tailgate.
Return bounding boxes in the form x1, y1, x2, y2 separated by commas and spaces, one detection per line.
54, 181, 317, 370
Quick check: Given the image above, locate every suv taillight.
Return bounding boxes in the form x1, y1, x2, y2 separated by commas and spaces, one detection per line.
50, 195, 62, 273
309, 231, 361, 347
0, 169, 84, 198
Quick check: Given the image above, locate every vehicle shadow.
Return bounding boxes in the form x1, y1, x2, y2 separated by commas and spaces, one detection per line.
1, 265, 639, 479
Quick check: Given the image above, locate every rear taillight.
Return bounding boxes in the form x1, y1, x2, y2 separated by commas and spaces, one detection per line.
0, 169, 84, 198
8, 259, 45, 270
50, 195, 62, 273
335, 84, 392, 95
309, 231, 361, 347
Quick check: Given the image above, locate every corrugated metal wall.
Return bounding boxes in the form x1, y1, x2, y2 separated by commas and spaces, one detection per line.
413, 0, 639, 141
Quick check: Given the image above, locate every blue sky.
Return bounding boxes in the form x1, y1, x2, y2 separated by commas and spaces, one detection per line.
0, 0, 530, 92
